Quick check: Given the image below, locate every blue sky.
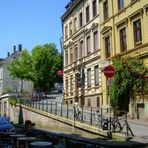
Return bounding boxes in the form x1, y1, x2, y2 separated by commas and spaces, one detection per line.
0, 0, 69, 58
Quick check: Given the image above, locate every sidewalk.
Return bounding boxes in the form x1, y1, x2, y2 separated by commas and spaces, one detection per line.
127, 118, 148, 145
128, 118, 148, 127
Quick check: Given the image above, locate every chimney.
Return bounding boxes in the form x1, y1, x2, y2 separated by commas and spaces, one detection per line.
18, 44, 22, 52
13, 45, 16, 53
7, 52, 10, 57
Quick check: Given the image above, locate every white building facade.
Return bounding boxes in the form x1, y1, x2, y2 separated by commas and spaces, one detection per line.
0, 46, 33, 96
61, 0, 103, 107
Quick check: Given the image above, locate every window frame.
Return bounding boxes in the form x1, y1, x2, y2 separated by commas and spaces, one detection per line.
65, 26, 68, 40
70, 48, 73, 64
94, 65, 99, 86
120, 27, 127, 52
66, 77, 68, 93
86, 5, 90, 23
79, 40, 84, 59
93, 30, 98, 51
104, 36, 111, 58
79, 12, 83, 28
103, 0, 108, 20
74, 17, 77, 32
69, 22, 72, 36
87, 68, 91, 87
133, 19, 142, 45
93, 0, 97, 17
75, 45, 78, 61
65, 51, 68, 66
118, 0, 124, 10
86, 35, 91, 54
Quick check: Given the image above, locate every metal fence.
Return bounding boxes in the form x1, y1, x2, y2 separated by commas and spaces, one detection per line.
17, 98, 134, 137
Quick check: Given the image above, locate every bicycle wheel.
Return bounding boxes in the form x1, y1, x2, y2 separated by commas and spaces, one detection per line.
111, 118, 122, 132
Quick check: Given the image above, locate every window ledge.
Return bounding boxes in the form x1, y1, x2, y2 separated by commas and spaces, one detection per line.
135, 41, 142, 46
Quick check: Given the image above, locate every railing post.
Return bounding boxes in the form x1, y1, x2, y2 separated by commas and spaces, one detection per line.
55, 102, 57, 115
39, 100, 41, 110
35, 100, 37, 109
33, 101, 34, 108
42, 100, 44, 111
50, 101, 52, 113
81, 106, 84, 123
101, 108, 103, 127
66, 103, 68, 118
29, 100, 31, 107
90, 107, 92, 125
46, 100, 48, 112
60, 103, 62, 117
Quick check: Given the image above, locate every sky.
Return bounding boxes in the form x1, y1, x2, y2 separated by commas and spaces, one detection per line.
0, 0, 69, 58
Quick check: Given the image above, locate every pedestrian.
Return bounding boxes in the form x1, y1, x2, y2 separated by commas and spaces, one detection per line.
24, 120, 35, 137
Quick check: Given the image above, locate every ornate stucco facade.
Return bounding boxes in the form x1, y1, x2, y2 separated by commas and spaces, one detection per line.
61, 0, 103, 107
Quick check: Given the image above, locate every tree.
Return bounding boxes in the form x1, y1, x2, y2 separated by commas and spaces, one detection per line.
110, 57, 148, 111
7, 43, 63, 94
31, 43, 63, 93
7, 50, 33, 92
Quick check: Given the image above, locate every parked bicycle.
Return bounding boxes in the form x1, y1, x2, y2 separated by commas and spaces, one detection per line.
109, 116, 123, 132
93, 109, 122, 132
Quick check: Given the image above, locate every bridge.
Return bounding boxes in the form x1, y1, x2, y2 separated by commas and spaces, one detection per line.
0, 93, 133, 141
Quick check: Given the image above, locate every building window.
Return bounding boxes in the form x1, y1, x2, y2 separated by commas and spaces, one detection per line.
105, 36, 111, 58
120, 27, 127, 52
133, 19, 142, 45
87, 68, 91, 87
88, 98, 91, 107
65, 52, 68, 66
93, 31, 98, 51
93, 0, 97, 17
86, 6, 90, 23
118, 0, 124, 10
65, 26, 68, 40
69, 22, 72, 36
80, 40, 84, 59
75, 46, 78, 60
70, 75, 73, 93
70, 49, 73, 64
79, 12, 83, 28
95, 65, 99, 86
96, 97, 100, 107
103, 0, 108, 20
74, 17, 77, 32
66, 78, 68, 93
86, 35, 91, 54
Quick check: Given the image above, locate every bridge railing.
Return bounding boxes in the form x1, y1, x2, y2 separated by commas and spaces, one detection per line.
17, 98, 133, 137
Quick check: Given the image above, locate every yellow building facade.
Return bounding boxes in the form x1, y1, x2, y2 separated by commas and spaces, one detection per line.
99, 0, 148, 119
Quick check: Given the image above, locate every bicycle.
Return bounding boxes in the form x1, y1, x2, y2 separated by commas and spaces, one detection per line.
93, 110, 109, 130
109, 116, 123, 132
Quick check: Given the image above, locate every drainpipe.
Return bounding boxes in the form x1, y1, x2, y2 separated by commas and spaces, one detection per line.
111, 0, 116, 56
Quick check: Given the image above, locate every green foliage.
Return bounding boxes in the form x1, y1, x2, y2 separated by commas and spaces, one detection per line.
7, 50, 33, 81
31, 43, 63, 92
5, 87, 13, 93
110, 57, 148, 111
7, 43, 63, 93
9, 98, 17, 106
